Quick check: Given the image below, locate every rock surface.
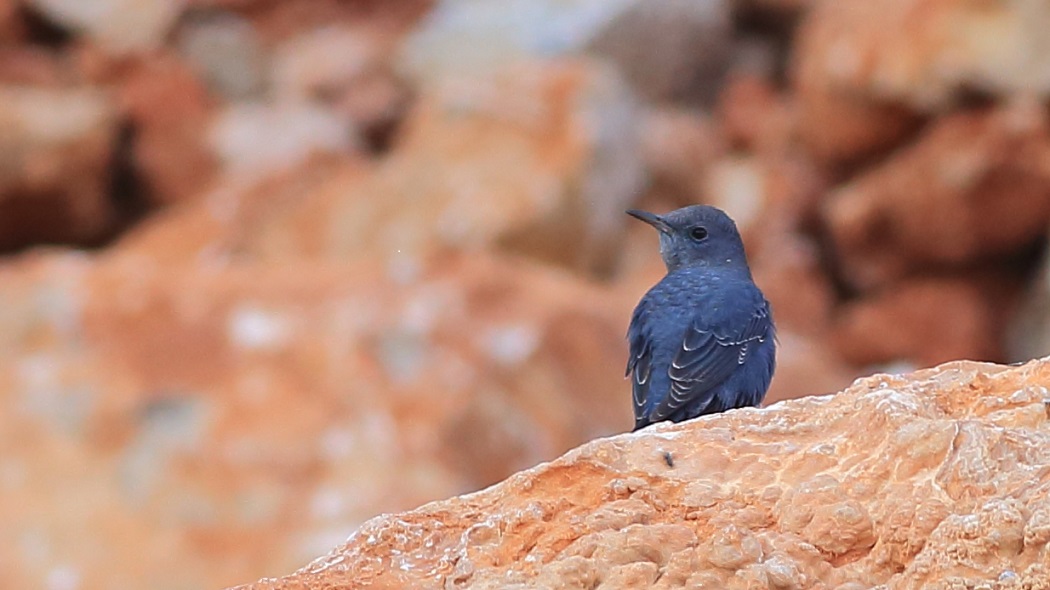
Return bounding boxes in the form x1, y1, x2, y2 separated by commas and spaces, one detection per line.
833, 276, 1009, 368
792, 0, 1050, 111
26, 0, 181, 54
791, 0, 1050, 162
198, 58, 645, 277
0, 246, 635, 588
118, 52, 219, 206
0, 85, 119, 249
8, 0, 1050, 588
232, 357, 1050, 589
823, 103, 1050, 290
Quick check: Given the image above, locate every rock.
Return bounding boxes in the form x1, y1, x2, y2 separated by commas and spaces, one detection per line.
230, 357, 1050, 589
399, 0, 636, 82
583, 0, 733, 104
0, 85, 119, 249
1004, 242, 1050, 364
25, 0, 181, 54
791, 0, 1050, 162
401, 0, 733, 104
270, 24, 412, 150
176, 10, 269, 100
203, 59, 644, 277
271, 25, 385, 104
118, 53, 219, 205
735, 0, 813, 13
701, 156, 770, 238
229, 0, 430, 44
0, 0, 21, 41
832, 276, 1004, 368
749, 226, 834, 337
638, 107, 725, 202
0, 45, 77, 86
332, 68, 413, 153
717, 72, 793, 156
791, 0, 1050, 112
208, 101, 358, 179
791, 2, 922, 164
0, 246, 634, 588
763, 331, 855, 404
823, 103, 1050, 290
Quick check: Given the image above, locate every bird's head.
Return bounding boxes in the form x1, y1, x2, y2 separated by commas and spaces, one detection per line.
626, 205, 751, 274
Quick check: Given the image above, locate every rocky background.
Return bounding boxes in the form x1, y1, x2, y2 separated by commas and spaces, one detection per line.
2, 0, 1050, 588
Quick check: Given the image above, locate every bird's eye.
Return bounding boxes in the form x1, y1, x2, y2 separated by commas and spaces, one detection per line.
690, 226, 709, 241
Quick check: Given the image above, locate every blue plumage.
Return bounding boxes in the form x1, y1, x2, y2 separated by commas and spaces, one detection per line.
625, 205, 776, 431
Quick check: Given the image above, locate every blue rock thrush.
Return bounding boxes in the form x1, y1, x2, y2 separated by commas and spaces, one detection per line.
625, 205, 776, 431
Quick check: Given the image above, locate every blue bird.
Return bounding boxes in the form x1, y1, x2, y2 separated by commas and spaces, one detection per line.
625, 205, 776, 431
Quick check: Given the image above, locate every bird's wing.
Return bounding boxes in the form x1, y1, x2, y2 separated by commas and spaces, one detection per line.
650, 299, 772, 422
626, 300, 655, 425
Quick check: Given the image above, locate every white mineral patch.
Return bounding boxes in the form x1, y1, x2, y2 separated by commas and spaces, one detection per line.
227, 305, 291, 351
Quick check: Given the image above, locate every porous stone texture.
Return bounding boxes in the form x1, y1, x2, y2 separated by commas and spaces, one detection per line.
232, 357, 1050, 589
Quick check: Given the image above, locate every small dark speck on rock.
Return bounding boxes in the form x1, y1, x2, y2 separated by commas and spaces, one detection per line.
663, 451, 674, 468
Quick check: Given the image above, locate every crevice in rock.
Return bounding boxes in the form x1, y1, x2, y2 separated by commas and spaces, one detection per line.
15, 4, 73, 49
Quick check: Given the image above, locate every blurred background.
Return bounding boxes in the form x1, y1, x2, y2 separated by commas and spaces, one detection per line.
2, 0, 1050, 587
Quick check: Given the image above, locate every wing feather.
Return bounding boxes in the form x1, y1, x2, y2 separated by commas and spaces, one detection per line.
651, 299, 772, 421
626, 301, 654, 421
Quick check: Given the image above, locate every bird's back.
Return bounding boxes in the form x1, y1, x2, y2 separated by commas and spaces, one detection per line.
627, 265, 775, 430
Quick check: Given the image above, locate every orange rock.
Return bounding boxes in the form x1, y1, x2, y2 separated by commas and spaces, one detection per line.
229, 357, 1050, 589
639, 107, 725, 202
583, 0, 733, 104
269, 24, 412, 151
0, 85, 119, 249
791, 0, 928, 162
791, 0, 1050, 162
25, 0, 182, 54
791, 32, 921, 163
0, 46, 73, 86
823, 104, 1050, 289
231, 0, 431, 44
717, 73, 792, 156
792, 0, 1050, 111
832, 277, 1004, 367
118, 52, 219, 205
0, 245, 635, 588
177, 59, 644, 277
750, 228, 834, 337
0, 0, 18, 41
763, 331, 855, 404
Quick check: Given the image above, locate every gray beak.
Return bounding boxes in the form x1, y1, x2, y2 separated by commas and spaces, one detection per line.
626, 209, 672, 234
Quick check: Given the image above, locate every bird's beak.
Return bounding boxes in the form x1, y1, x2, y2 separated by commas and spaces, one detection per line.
626, 209, 672, 234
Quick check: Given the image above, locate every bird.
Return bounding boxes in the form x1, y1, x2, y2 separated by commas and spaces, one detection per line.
625, 205, 776, 431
